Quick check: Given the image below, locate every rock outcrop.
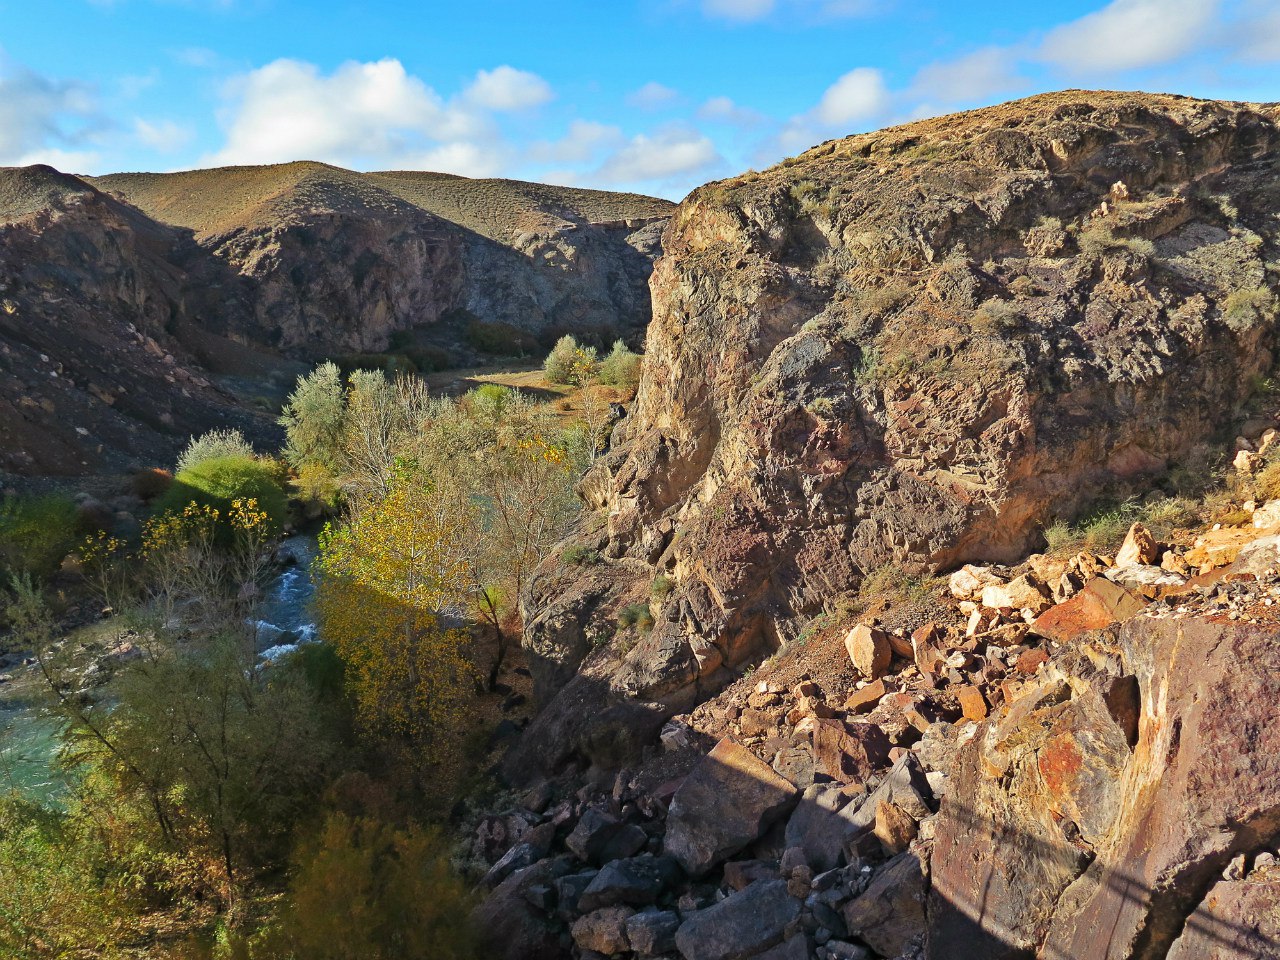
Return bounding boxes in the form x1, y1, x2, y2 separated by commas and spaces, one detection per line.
514, 90, 1280, 778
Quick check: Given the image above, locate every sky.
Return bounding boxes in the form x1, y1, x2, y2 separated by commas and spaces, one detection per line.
1, 0, 1279, 200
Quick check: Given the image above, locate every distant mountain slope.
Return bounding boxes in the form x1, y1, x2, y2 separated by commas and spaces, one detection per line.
0, 162, 672, 476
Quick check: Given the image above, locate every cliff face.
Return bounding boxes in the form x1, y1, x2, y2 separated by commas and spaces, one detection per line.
94, 163, 672, 357
0, 167, 263, 475
516, 91, 1280, 776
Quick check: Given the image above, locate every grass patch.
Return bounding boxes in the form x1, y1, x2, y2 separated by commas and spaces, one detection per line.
651, 575, 673, 600
562, 544, 601, 566
0, 494, 80, 580
617, 602, 654, 633
1222, 287, 1277, 333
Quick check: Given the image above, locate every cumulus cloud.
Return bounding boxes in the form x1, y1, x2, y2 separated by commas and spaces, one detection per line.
627, 81, 680, 110
530, 120, 624, 164
814, 67, 889, 127
464, 65, 553, 112
134, 118, 194, 153
0, 57, 101, 169
697, 95, 767, 127
1039, 0, 1220, 72
594, 124, 721, 185
908, 47, 1025, 106
203, 58, 555, 175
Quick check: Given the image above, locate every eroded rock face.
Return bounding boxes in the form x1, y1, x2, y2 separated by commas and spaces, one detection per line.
928, 613, 1280, 959
517, 90, 1280, 777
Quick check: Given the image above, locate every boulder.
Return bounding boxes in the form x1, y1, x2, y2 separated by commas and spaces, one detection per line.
981, 574, 1050, 615
674, 880, 801, 960
811, 719, 893, 784
1114, 522, 1158, 568
1029, 577, 1145, 644
566, 808, 648, 866
578, 855, 682, 911
845, 679, 888, 714
664, 738, 799, 876
844, 625, 891, 680
1164, 872, 1280, 960
571, 906, 635, 955
783, 783, 852, 872
842, 851, 927, 958
625, 909, 682, 956
948, 564, 1004, 600
472, 857, 574, 960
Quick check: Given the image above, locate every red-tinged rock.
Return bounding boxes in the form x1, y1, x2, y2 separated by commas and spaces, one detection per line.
845, 624, 891, 680
888, 631, 914, 658
874, 799, 918, 855
812, 718, 893, 783
1029, 577, 1145, 643
739, 706, 774, 738
846, 679, 888, 713
954, 684, 988, 722
1015, 648, 1049, 675
1165, 873, 1280, 960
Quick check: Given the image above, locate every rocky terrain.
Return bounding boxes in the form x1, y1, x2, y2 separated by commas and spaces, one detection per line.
514, 90, 1280, 777
0, 162, 671, 476
473, 458, 1280, 960
479, 90, 1280, 960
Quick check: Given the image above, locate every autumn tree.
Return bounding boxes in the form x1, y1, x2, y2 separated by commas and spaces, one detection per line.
314, 468, 476, 792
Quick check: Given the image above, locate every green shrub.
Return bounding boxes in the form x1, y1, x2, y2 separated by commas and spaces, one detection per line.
1222, 286, 1277, 333
0, 495, 80, 579
543, 336, 598, 386
176, 428, 256, 474
972, 299, 1023, 335
562, 544, 601, 566
1076, 222, 1155, 259
158, 455, 288, 535
651, 575, 673, 599
617, 602, 654, 633
597, 340, 643, 390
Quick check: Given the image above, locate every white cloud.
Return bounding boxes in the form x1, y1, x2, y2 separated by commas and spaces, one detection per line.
697, 95, 766, 127
700, 0, 874, 22
530, 120, 624, 164
594, 124, 721, 185
1232, 0, 1280, 61
908, 47, 1025, 106
0, 57, 101, 170
203, 58, 517, 175
627, 81, 680, 110
814, 66, 889, 127
172, 47, 219, 68
134, 118, 194, 153
464, 65, 553, 112
1040, 0, 1220, 72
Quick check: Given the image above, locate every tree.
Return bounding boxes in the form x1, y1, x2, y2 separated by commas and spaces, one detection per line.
341, 371, 433, 502
314, 470, 475, 792
279, 361, 346, 471
543, 334, 598, 386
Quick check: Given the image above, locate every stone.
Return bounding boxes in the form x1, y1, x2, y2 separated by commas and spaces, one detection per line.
812, 719, 893, 784
566, 808, 648, 866
784, 783, 852, 872
1252, 499, 1280, 529
624, 909, 682, 956
1030, 577, 1145, 644
1114, 522, 1159, 567
473, 857, 574, 960
1015, 648, 1050, 675
954, 685, 988, 722
949, 564, 1004, 600
571, 907, 635, 955
1234, 448, 1260, 472
553, 870, 599, 919
842, 851, 927, 958
723, 859, 778, 891
753, 934, 812, 960
844, 625, 891, 680
674, 880, 801, 960
845, 679, 888, 713
981, 575, 1050, 615
1103, 563, 1186, 597
664, 738, 799, 876
1165, 874, 1280, 960
873, 800, 918, 855
578, 855, 682, 911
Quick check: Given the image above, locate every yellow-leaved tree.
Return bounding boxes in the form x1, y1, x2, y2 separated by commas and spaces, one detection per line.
314, 468, 476, 792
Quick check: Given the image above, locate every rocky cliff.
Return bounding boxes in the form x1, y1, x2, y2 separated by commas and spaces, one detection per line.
0, 162, 671, 476
515, 91, 1280, 777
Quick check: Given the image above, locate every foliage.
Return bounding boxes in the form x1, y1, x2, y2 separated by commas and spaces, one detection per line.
158, 456, 288, 540
563, 544, 601, 566
1222, 286, 1278, 333
0, 793, 134, 958
543, 334, 599, 386
465, 319, 539, 357
234, 815, 478, 960
0, 494, 80, 581
291, 462, 342, 516
178, 429, 257, 474
279, 362, 346, 472
597, 340, 643, 390
617, 602, 654, 633
315, 473, 476, 793
129, 467, 174, 501
972, 298, 1023, 335
1076, 222, 1155, 259
651, 574, 673, 599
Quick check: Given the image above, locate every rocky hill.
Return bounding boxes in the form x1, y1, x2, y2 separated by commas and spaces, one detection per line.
514, 90, 1280, 778
0, 162, 672, 476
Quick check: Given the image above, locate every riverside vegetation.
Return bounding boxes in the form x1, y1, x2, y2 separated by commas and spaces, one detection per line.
0, 343, 640, 958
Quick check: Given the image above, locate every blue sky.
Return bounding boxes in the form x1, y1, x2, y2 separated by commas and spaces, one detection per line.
2, 0, 1279, 199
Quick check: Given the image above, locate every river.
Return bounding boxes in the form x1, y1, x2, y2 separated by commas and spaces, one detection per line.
0, 533, 319, 806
